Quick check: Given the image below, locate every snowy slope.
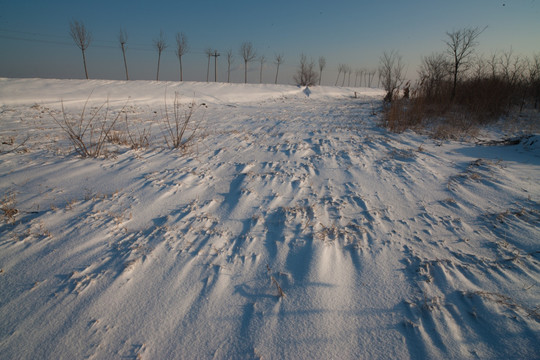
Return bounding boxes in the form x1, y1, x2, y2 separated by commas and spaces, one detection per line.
0, 78, 539, 359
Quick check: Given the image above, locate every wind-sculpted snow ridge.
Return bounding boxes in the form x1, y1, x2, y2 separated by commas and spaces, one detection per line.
0, 79, 538, 359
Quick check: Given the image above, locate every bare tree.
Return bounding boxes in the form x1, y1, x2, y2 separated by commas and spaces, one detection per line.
240, 42, 257, 83
335, 64, 346, 86
528, 54, 540, 108
294, 53, 319, 87
379, 50, 405, 101
347, 66, 352, 86
354, 69, 366, 87
274, 53, 284, 84
444, 26, 485, 99
363, 70, 368, 87
418, 52, 449, 99
205, 48, 213, 82
119, 29, 129, 80
318, 56, 326, 85
154, 30, 167, 81
487, 51, 499, 78
342, 65, 350, 86
69, 20, 92, 79
471, 54, 487, 80
259, 55, 265, 83
367, 69, 376, 87
226, 49, 234, 83
499, 49, 524, 86
176, 32, 189, 81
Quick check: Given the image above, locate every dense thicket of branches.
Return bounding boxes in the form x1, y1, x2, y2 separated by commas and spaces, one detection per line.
385, 48, 540, 133
293, 54, 319, 87
381, 26, 539, 134
378, 50, 405, 101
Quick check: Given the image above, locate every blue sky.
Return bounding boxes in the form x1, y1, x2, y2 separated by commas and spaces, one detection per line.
0, 0, 538, 85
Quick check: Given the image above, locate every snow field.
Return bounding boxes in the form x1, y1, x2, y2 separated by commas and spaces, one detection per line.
0, 78, 539, 359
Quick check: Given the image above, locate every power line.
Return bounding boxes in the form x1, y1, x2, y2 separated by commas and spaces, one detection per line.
0, 28, 245, 62
0, 34, 74, 47
0, 30, 222, 56
0, 28, 68, 40
0, 28, 151, 51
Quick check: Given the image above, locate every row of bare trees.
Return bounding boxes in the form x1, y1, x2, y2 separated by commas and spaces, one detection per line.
292, 56, 378, 88
69, 21, 289, 84
69, 20, 379, 87
334, 64, 377, 87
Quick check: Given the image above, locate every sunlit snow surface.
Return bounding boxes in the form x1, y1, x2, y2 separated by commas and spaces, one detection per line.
0, 78, 539, 359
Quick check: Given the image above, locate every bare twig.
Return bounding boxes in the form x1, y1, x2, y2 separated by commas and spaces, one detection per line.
0, 136, 29, 155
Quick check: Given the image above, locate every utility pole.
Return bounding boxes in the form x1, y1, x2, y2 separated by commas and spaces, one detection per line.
211, 50, 220, 82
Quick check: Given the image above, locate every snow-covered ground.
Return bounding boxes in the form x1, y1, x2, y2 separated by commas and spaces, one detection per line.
1, 78, 539, 359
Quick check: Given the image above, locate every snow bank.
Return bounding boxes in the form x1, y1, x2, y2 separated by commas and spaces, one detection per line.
0, 78, 384, 108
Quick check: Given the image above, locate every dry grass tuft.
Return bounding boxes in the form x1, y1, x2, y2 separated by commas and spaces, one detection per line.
1, 192, 18, 223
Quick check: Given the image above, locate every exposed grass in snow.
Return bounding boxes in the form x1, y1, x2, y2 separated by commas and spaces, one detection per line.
0, 78, 539, 359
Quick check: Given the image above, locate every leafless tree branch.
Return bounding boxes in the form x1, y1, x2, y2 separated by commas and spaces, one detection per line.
154, 30, 168, 81
69, 20, 92, 79
176, 32, 189, 81
240, 42, 257, 84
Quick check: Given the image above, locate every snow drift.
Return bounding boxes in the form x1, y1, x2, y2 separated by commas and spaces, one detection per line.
0, 78, 539, 359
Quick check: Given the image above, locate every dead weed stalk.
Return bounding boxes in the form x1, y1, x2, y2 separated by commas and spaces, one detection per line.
49, 94, 127, 158
161, 92, 205, 150
266, 264, 286, 298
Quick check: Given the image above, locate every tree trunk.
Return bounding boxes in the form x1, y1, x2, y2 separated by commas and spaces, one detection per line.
275, 64, 280, 84
451, 63, 458, 100
228, 64, 231, 83
244, 61, 248, 84
214, 55, 218, 82
121, 44, 128, 80
179, 56, 183, 82
207, 56, 210, 82
156, 51, 161, 81
82, 49, 89, 79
